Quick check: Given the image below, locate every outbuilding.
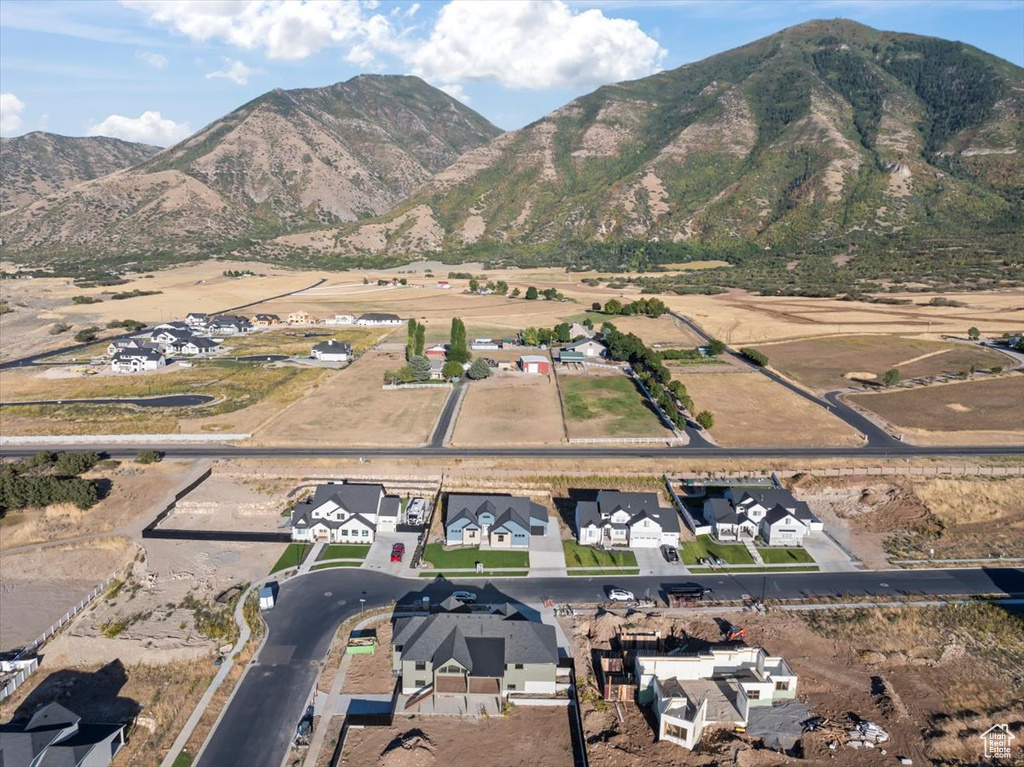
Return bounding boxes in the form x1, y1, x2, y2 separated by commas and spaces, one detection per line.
519, 355, 550, 375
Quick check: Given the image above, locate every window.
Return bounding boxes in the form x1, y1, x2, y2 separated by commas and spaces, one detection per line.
415, 661, 426, 671
362, 530, 369, 537
415, 679, 427, 688
514, 663, 524, 670
506, 684, 516, 691
664, 723, 689, 742
747, 689, 760, 700
395, 645, 403, 652
775, 680, 790, 691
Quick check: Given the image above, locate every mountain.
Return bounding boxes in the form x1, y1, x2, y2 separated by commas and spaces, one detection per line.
0, 75, 501, 263
326, 19, 1021, 256
0, 132, 160, 212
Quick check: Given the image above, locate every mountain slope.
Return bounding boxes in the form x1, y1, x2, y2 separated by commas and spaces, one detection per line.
0, 132, 160, 212
330, 19, 1022, 255
1, 75, 501, 262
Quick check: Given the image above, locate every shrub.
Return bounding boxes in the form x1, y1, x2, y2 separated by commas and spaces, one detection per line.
409, 355, 432, 382
72, 295, 101, 304
53, 451, 100, 477
50, 322, 71, 335
136, 450, 162, 464
74, 327, 99, 343
739, 348, 768, 366
441, 361, 464, 380
967, 326, 981, 340
708, 339, 727, 356
695, 410, 715, 429
524, 286, 538, 300
466, 358, 492, 380
882, 368, 901, 386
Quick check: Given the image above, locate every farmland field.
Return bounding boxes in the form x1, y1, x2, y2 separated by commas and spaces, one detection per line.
601, 314, 704, 347
559, 375, 671, 439
450, 375, 566, 446
673, 371, 862, 447
751, 335, 1010, 391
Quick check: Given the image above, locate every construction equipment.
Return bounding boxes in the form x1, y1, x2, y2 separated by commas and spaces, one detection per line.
722, 623, 746, 641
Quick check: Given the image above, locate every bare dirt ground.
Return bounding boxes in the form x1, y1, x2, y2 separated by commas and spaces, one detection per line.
341, 618, 395, 694
563, 604, 1023, 767
752, 335, 1011, 392
254, 350, 449, 446
847, 375, 1024, 444
160, 471, 290, 532
339, 707, 575, 767
450, 374, 567, 446
790, 475, 1024, 565
674, 371, 862, 447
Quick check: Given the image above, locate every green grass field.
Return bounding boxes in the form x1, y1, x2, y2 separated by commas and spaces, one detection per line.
418, 571, 528, 578
422, 543, 529, 569
678, 536, 755, 565
560, 376, 666, 437
567, 568, 641, 576
311, 561, 364, 571
689, 565, 819, 573
317, 544, 371, 561
757, 547, 815, 564
562, 540, 639, 568
269, 543, 310, 574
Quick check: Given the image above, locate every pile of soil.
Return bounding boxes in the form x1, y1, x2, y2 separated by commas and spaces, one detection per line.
790, 476, 939, 535
380, 730, 436, 767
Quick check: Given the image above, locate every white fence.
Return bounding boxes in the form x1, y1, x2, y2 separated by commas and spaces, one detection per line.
569, 437, 687, 445
0, 434, 251, 445
382, 383, 453, 390
0, 658, 39, 701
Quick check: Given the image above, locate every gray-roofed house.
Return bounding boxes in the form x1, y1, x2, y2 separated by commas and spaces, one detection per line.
208, 315, 253, 335
392, 606, 559, 700
568, 322, 596, 340
290, 481, 401, 543
445, 494, 549, 549
110, 348, 166, 373
356, 312, 403, 326
575, 490, 681, 549
561, 338, 607, 358
310, 339, 352, 362
0, 702, 126, 767
169, 337, 223, 356
707, 487, 823, 545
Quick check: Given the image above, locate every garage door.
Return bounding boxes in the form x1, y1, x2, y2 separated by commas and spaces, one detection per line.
530, 526, 544, 535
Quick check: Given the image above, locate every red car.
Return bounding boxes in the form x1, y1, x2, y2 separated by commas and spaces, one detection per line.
390, 543, 405, 562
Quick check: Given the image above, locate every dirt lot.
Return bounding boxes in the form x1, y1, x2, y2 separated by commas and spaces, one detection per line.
752, 335, 1011, 391
341, 618, 395, 695
674, 371, 863, 447
847, 375, 1024, 445
790, 475, 1024, 566
254, 350, 449, 446
450, 374, 567, 446
339, 707, 575, 767
559, 373, 672, 439
564, 603, 1023, 767
159, 471, 291, 532
673, 289, 1024, 345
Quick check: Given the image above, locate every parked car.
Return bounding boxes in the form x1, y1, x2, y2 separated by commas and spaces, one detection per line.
390, 543, 405, 562
661, 545, 680, 563
452, 590, 477, 604
608, 588, 635, 602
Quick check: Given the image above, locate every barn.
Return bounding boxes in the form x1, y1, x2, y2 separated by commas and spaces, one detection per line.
519, 355, 550, 374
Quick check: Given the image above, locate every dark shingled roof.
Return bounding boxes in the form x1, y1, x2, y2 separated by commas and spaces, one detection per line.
447, 494, 548, 534
576, 491, 679, 533
290, 482, 395, 530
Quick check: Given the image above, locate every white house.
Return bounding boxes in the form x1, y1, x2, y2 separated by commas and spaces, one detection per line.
208, 315, 252, 335
324, 314, 356, 326
107, 338, 160, 356
311, 339, 352, 362
111, 348, 166, 373
705, 488, 823, 546
636, 646, 798, 750
185, 312, 209, 330
575, 491, 680, 549
153, 321, 189, 333
152, 328, 192, 346
169, 337, 223, 356
356, 312, 403, 326
290, 482, 400, 543
562, 338, 607, 358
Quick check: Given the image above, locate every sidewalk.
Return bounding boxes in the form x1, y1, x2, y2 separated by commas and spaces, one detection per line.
301, 541, 326, 573
741, 538, 765, 566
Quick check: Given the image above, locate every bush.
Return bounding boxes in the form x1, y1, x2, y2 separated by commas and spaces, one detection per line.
967, 326, 981, 340
53, 451, 100, 477
136, 450, 162, 464
74, 327, 100, 343
882, 368, 901, 386
409, 355, 432, 382
695, 410, 715, 429
441, 361, 464, 380
525, 286, 538, 300
708, 339, 727, 356
0, 474, 99, 513
739, 348, 769, 366
72, 295, 101, 305
466, 358, 492, 380
50, 322, 71, 336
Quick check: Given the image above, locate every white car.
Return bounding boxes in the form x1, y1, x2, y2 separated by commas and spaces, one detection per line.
452, 590, 477, 604
608, 588, 635, 602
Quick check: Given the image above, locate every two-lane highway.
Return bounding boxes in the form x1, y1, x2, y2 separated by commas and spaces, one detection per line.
195, 566, 1024, 767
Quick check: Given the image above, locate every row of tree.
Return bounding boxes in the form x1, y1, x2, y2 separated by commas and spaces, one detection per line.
405, 319, 426, 361
0, 451, 104, 515
598, 297, 669, 318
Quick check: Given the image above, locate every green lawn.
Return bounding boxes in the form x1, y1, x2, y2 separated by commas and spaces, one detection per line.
422, 543, 529, 569
560, 376, 666, 436
562, 540, 638, 568
418, 571, 529, 578
757, 547, 816, 564
317, 544, 371, 561
689, 565, 819, 573
311, 561, 364, 571
171, 751, 194, 767
678, 536, 755, 565
567, 568, 641, 576
269, 543, 310, 574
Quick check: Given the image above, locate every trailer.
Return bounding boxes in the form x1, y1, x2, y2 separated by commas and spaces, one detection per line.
259, 582, 278, 610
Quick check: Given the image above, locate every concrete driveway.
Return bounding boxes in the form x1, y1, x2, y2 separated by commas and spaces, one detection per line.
362, 531, 422, 575
529, 519, 567, 576
802, 531, 858, 572
634, 545, 683, 576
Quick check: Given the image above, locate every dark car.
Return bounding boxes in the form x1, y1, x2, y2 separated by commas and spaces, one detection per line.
661, 544, 680, 563
390, 543, 406, 562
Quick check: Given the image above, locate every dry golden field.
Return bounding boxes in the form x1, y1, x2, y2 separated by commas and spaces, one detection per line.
253, 350, 448, 446
450, 374, 566, 446
674, 371, 863, 447
847, 375, 1024, 444
753, 335, 1011, 391
603, 313, 704, 347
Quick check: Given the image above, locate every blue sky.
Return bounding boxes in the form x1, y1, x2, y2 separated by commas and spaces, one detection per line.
1, 0, 1022, 145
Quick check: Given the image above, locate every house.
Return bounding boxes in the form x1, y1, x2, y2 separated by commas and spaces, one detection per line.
287, 311, 316, 325
151, 327, 192, 346
445, 494, 549, 549
636, 646, 798, 750
356, 312, 403, 326
153, 321, 189, 333
392, 605, 559, 699
575, 491, 681, 549
185, 312, 208, 329
425, 343, 449, 359
519, 355, 550, 375
311, 339, 352, 362
252, 313, 281, 327
111, 348, 166, 373
569, 322, 596, 340
0, 702, 127, 767
436, 280, 451, 289
705, 488, 823, 546
169, 337, 223, 356
562, 338, 607, 358
208, 315, 252, 335
106, 338, 160, 356
429, 359, 446, 380
290, 481, 400, 543
324, 314, 356, 326
471, 338, 500, 351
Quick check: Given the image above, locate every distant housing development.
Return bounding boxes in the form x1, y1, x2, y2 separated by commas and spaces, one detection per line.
445, 494, 549, 548
290, 482, 400, 543
111, 348, 166, 373
575, 491, 681, 548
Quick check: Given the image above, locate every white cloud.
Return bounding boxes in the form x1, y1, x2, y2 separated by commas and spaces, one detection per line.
87, 111, 192, 146
0, 93, 26, 135
408, 1, 665, 89
438, 82, 469, 103
136, 50, 169, 68
206, 58, 262, 85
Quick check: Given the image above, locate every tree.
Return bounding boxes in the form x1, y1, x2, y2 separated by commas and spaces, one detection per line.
967, 326, 980, 341
739, 348, 768, 367
708, 339, 726, 356
442, 361, 464, 380
406, 319, 418, 361
603, 298, 623, 315
468, 278, 480, 293
554, 323, 571, 343
521, 327, 540, 346
466, 358, 492, 380
136, 450, 162, 464
495, 280, 508, 295
882, 368, 901, 386
74, 327, 99, 343
53, 451, 100, 477
591, 302, 601, 311
414, 324, 425, 357
525, 286, 538, 300
510, 287, 521, 298
409, 355, 432, 382
695, 411, 715, 429
447, 318, 470, 363
583, 318, 594, 329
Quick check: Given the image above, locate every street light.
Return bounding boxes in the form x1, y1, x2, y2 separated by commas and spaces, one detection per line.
359, 597, 366, 616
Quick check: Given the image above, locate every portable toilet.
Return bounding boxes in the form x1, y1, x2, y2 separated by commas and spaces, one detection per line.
259, 582, 277, 610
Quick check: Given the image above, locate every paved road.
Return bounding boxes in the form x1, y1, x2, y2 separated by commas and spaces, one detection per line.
429, 380, 465, 448
196, 566, 1024, 767
0, 395, 214, 408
